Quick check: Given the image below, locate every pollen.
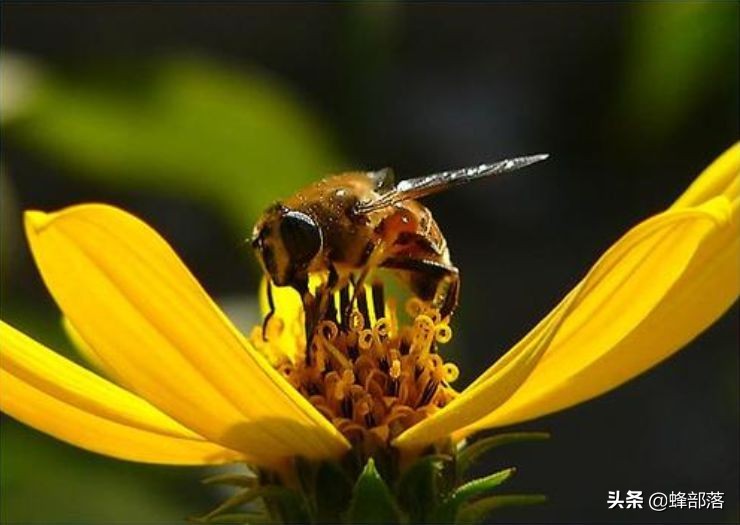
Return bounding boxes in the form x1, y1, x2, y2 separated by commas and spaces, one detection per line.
252, 282, 459, 448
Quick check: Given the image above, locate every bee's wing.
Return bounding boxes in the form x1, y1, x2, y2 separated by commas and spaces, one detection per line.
357, 154, 549, 213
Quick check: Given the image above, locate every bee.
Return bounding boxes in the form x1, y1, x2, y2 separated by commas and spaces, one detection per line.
251, 154, 548, 333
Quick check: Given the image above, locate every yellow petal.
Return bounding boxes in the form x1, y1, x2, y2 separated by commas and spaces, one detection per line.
459, 195, 737, 436
24, 204, 349, 464
672, 142, 740, 209
258, 277, 307, 361
0, 321, 243, 465
62, 316, 126, 384
396, 161, 737, 452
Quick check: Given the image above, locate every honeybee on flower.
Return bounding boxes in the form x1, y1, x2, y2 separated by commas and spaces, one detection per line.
251, 154, 548, 336
0, 144, 737, 523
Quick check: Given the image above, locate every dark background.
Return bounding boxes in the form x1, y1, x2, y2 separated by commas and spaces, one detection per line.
1, 2, 738, 524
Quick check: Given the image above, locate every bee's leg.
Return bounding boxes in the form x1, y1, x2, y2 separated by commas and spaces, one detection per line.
316, 264, 339, 324
436, 269, 460, 318
343, 241, 383, 325
293, 275, 314, 332
327, 263, 340, 290
261, 280, 276, 341
382, 257, 460, 318
292, 275, 323, 364
344, 265, 372, 326
300, 267, 344, 361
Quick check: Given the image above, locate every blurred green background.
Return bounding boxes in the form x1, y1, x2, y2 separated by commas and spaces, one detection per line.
1, 2, 738, 523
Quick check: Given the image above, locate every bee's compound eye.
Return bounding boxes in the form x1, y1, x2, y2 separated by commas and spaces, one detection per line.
280, 211, 322, 266
280, 211, 321, 265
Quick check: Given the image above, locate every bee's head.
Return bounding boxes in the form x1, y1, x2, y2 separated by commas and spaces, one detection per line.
251, 203, 323, 287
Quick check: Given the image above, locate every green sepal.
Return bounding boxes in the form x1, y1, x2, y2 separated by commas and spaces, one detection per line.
313, 461, 354, 523
190, 512, 270, 524
268, 487, 311, 524
396, 453, 453, 523
201, 473, 258, 488
196, 485, 302, 523
456, 494, 547, 524
430, 468, 515, 523
457, 432, 549, 478
201, 435, 551, 523
454, 467, 515, 501
346, 458, 403, 524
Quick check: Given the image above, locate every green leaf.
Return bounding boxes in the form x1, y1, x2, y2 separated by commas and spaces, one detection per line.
396, 454, 452, 522
431, 468, 515, 523
346, 458, 403, 524
456, 494, 547, 524
8, 55, 344, 233
457, 432, 549, 478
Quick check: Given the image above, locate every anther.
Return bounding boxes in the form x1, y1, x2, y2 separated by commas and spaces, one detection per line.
390, 359, 401, 379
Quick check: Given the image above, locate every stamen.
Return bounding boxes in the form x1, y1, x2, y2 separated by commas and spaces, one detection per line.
417, 379, 439, 408
323, 339, 353, 371
406, 297, 424, 317
319, 320, 339, 341
358, 329, 374, 351
254, 281, 460, 446
373, 318, 391, 340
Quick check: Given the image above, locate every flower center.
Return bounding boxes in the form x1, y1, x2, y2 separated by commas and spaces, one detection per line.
251, 282, 459, 448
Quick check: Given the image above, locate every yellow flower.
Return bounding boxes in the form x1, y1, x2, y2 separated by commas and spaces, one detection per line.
1, 144, 738, 470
